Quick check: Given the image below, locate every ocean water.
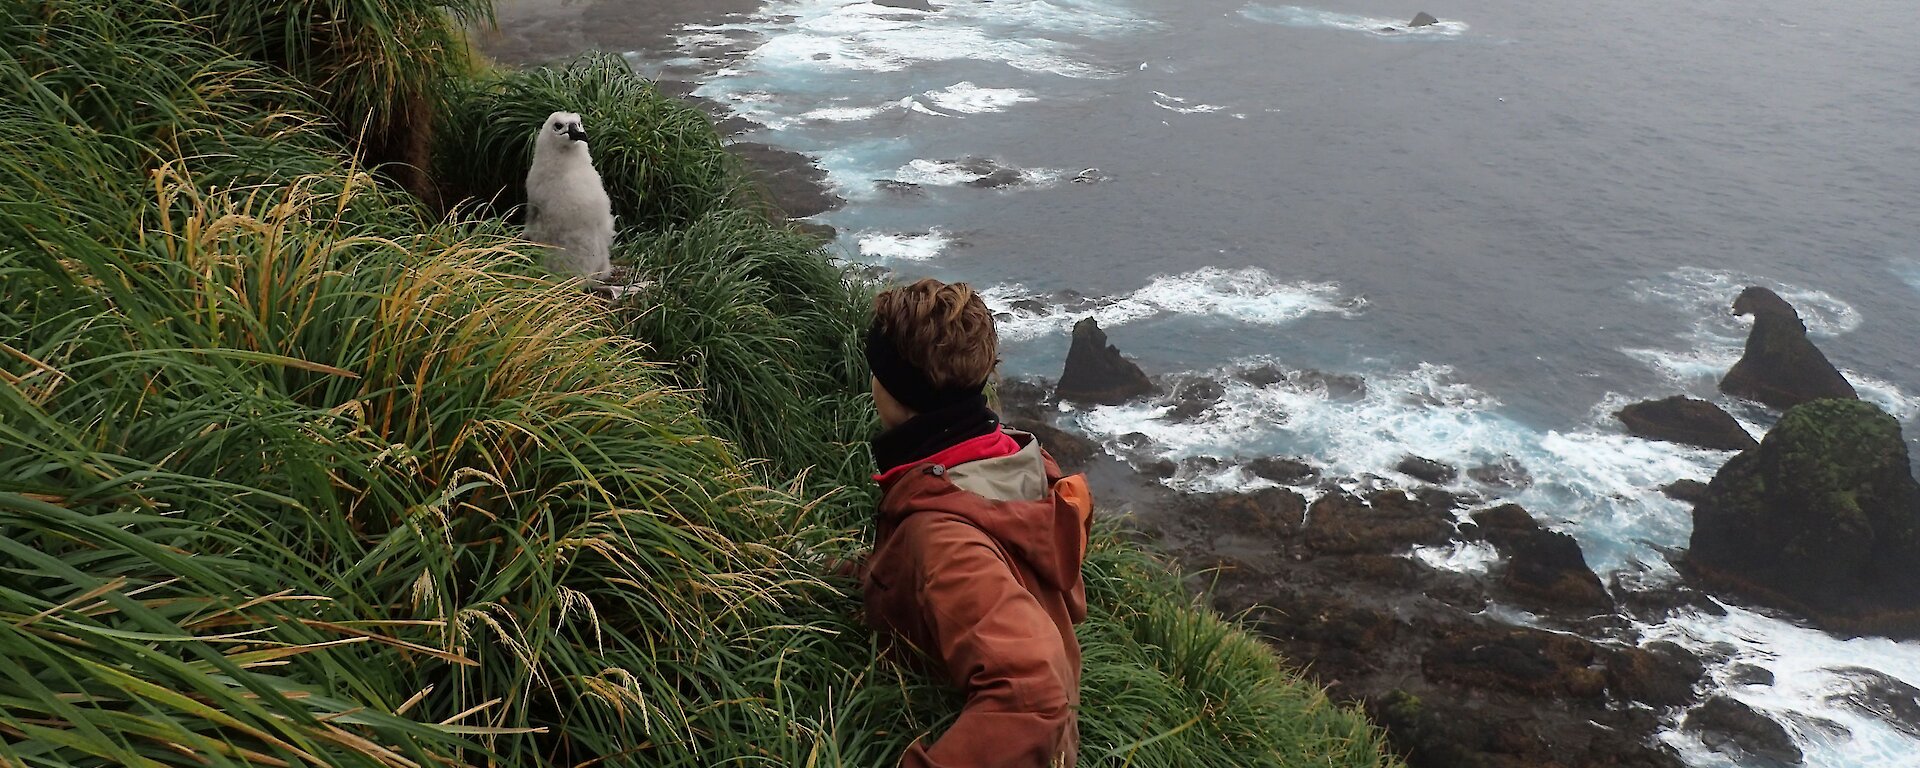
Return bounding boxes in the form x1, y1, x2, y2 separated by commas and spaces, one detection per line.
504, 0, 1920, 763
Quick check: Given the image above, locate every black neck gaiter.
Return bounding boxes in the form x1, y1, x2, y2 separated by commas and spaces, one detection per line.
870, 394, 1000, 476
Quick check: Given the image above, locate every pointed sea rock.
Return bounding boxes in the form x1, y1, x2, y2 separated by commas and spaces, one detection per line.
1409, 12, 1440, 27
1055, 318, 1154, 405
1718, 286, 1856, 409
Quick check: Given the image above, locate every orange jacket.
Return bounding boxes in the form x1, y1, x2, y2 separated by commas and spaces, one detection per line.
864, 429, 1094, 768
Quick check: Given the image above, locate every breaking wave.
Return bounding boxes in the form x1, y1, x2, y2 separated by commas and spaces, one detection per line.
981, 267, 1362, 342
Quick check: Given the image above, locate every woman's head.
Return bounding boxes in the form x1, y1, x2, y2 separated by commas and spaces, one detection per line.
867, 278, 998, 428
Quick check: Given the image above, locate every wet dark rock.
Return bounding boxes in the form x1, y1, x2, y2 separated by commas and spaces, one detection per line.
1605, 641, 1704, 707
1293, 369, 1368, 400
1395, 455, 1458, 485
1424, 626, 1608, 699
1412, 487, 1476, 521
726, 142, 844, 219
1336, 554, 1422, 587
1616, 579, 1727, 622
873, 179, 924, 196
1698, 642, 1742, 665
1467, 456, 1533, 490
1727, 664, 1775, 687
790, 221, 837, 242
993, 377, 1052, 421
1048, 289, 1104, 314
1010, 420, 1096, 474
1056, 318, 1155, 405
1245, 456, 1317, 486
1783, 712, 1852, 742
1166, 377, 1226, 421
1617, 396, 1759, 451
966, 167, 1026, 189
1471, 504, 1612, 612
1305, 490, 1455, 555
1661, 479, 1711, 504
1410, 11, 1441, 27
1234, 588, 1402, 685
1235, 364, 1288, 388
1683, 696, 1803, 766
1007, 298, 1050, 314
1823, 666, 1920, 739
1198, 487, 1308, 539
1719, 286, 1858, 409
873, 0, 934, 10
1178, 455, 1225, 476
1070, 168, 1106, 184
1686, 399, 1920, 638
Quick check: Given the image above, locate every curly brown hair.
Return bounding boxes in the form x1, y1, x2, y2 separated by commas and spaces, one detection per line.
870, 278, 999, 391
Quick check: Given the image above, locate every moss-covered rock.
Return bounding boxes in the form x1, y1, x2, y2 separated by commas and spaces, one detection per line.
1686, 399, 1920, 638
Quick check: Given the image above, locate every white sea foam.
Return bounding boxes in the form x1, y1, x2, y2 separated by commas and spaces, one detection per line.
1151, 90, 1228, 114
799, 103, 891, 122
1621, 345, 1743, 387
692, 0, 1136, 80
1625, 267, 1917, 421
1633, 266, 1862, 338
1410, 540, 1501, 575
856, 228, 952, 261
1065, 361, 1730, 573
1646, 604, 1920, 768
1238, 4, 1470, 38
922, 82, 1038, 114
982, 267, 1361, 342
684, 0, 1156, 135
1848, 371, 1920, 422
888, 158, 1065, 189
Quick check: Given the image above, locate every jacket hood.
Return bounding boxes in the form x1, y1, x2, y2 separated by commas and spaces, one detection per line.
877, 430, 1093, 614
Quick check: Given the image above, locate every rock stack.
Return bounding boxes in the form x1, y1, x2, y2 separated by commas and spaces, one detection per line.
1055, 318, 1154, 405
1719, 286, 1857, 409
1686, 398, 1920, 638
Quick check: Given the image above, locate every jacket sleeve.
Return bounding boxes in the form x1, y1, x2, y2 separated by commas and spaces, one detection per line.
900, 518, 1075, 768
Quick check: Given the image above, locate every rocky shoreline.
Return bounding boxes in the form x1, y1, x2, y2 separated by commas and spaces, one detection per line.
1002, 381, 1716, 767
998, 301, 1920, 768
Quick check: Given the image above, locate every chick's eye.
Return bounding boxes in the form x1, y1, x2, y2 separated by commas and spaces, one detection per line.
552, 122, 562, 131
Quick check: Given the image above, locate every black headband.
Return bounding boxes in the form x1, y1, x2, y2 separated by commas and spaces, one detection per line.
865, 322, 986, 414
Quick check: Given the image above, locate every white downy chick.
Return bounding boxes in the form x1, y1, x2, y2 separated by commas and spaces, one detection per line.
524, 111, 614, 286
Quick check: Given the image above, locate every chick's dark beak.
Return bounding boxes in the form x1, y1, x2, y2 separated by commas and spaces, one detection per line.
567, 128, 588, 143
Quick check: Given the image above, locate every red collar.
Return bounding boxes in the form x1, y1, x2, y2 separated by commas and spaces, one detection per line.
873, 430, 1021, 485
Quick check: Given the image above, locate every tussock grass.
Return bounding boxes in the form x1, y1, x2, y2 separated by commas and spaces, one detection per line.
1, 2, 1402, 766
620, 206, 877, 494
436, 54, 749, 232
177, 0, 494, 203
